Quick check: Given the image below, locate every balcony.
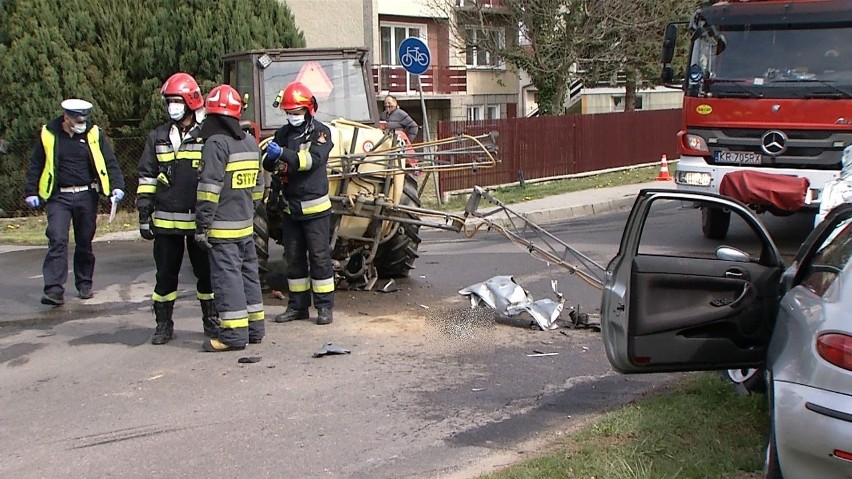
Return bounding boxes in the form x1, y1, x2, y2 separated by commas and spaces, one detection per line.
372, 65, 467, 96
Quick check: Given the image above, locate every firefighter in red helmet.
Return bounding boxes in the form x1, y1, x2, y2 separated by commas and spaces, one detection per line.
262, 81, 336, 325
137, 72, 218, 345
195, 84, 266, 352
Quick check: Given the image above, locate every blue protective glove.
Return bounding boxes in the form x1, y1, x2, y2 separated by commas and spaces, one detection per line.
266, 141, 283, 161
111, 189, 125, 202
25, 195, 40, 208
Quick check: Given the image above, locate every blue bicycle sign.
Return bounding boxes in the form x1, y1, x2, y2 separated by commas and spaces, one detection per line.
398, 37, 430, 75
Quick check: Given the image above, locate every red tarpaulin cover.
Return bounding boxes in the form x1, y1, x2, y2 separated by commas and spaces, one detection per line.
719, 170, 810, 211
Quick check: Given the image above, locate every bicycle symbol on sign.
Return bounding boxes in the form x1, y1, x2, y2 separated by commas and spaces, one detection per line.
400, 46, 429, 69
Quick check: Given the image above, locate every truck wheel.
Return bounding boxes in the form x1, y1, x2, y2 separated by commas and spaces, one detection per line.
374, 174, 422, 278
254, 202, 270, 292
701, 206, 730, 240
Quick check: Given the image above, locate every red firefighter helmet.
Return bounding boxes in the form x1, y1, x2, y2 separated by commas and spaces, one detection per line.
205, 85, 243, 119
161, 73, 203, 110
280, 81, 317, 115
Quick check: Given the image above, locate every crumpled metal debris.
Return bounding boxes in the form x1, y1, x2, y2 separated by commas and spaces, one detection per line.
312, 342, 351, 358
458, 275, 565, 330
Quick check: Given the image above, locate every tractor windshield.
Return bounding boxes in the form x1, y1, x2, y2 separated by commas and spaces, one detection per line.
690, 23, 852, 98
262, 58, 373, 128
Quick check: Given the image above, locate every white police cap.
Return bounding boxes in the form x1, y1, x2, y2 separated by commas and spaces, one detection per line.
61, 98, 93, 119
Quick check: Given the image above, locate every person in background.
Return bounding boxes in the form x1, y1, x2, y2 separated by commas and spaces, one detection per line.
815, 145, 852, 226
23, 99, 125, 306
380, 95, 418, 143
195, 84, 265, 352
263, 81, 336, 326
137, 73, 219, 345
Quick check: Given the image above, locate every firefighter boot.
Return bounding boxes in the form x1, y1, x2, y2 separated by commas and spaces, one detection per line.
151, 301, 175, 345
316, 307, 333, 325
199, 299, 221, 338
274, 307, 309, 323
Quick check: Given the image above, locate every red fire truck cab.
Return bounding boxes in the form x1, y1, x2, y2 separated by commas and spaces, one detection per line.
662, 0, 852, 239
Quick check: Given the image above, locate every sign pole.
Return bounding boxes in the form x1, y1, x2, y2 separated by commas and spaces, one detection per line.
398, 36, 440, 204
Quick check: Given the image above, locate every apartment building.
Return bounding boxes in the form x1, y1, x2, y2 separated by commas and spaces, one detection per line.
285, 0, 519, 140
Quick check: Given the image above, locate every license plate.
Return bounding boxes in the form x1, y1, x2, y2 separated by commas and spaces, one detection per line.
714, 151, 762, 164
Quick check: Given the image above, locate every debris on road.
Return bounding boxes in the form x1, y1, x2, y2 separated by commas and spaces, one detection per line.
458, 275, 565, 330
378, 279, 398, 293
312, 342, 351, 358
238, 356, 262, 364
527, 352, 559, 357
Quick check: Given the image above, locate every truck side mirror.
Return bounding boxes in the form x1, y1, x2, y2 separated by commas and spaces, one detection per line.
661, 23, 678, 64
661, 66, 674, 84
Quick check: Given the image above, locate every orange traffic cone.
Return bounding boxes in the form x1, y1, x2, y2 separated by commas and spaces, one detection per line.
656, 154, 672, 181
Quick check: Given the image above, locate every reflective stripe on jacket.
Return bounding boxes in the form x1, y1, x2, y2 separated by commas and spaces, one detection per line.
269, 119, 334, 220
137, 122, 205, 234
196, 134, 264, 241
38, 125, 110, 200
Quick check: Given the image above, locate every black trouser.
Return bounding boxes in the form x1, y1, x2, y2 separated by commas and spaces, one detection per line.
43, 190, 99, 295
282, 213, 335, 310
152, 233, 213, 302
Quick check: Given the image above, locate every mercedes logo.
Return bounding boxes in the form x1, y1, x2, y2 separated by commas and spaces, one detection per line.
761, 130, 787, 156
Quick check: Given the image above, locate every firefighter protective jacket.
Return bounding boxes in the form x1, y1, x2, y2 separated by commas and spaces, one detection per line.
136, 121, 204, 235
268, 118, 334, 220
196, 133, 264, 241
24, 116, 125, 201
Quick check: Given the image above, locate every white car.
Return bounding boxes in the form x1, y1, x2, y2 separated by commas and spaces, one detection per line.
601, 189, 852, 478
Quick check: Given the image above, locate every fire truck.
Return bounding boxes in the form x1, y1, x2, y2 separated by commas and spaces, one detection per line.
662, 0, 852, 239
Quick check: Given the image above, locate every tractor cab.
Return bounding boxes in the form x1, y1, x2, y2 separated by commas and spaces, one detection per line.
222, 47, 380, 139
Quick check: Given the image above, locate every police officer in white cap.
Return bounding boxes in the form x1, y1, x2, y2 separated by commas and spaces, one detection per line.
23, 98, 126, 306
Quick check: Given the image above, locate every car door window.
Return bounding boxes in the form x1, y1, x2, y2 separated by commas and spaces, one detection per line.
801, 218, 852, 298
637, 199, 764, 261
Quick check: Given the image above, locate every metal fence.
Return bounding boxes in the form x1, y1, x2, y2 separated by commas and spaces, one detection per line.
435, 109, 682, 192
0, 136, 146, 218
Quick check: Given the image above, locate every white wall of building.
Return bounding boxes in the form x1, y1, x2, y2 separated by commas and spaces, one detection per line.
285, 0, 377, 56
582, 87, 682, 114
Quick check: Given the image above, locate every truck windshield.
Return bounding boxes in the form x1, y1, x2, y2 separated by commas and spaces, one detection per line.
691, 23, 852, 98
262, 58, 372, 128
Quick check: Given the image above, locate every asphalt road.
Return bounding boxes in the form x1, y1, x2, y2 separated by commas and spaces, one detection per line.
0, 206, 813, 478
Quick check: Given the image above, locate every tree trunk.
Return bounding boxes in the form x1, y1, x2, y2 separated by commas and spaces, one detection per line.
624, 71, 637, 111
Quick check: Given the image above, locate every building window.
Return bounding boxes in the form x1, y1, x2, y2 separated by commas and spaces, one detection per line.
467, 106, 483, 121
612, 95, 643, 112
467, 105, 500, 120
380, 24, 424, 66
465, 28, 504, 68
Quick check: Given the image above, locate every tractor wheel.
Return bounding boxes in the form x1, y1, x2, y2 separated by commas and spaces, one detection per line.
254, 202, 271, 292
374, 174, 422, 278
701, 205, 731, 240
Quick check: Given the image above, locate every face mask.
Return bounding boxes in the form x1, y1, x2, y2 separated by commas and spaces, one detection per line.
71, 122, 86, 134
168, 103, 186, 121
287, 114, 305, 127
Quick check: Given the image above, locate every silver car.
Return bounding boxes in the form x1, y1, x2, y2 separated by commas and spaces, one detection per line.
601, 189, 852, 479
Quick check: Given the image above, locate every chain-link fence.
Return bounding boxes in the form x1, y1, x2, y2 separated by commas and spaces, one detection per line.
0, 135, 146, 218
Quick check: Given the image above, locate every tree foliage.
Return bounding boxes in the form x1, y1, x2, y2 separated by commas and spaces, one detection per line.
576, 0, 703, 111
430, 0, 702, 114
0, 0, 304, 214
0, 0, 304, 140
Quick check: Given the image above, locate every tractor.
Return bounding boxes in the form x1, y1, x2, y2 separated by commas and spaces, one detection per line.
222, 47, 497, 290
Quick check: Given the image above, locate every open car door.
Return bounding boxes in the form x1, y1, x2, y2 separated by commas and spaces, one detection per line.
601, 189, 785, 373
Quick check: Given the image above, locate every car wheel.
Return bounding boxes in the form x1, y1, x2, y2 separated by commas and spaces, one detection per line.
764, 416, 783, 478
722, 367, 766, 395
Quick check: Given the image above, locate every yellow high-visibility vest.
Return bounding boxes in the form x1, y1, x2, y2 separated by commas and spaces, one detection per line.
38, 125, 110, 199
